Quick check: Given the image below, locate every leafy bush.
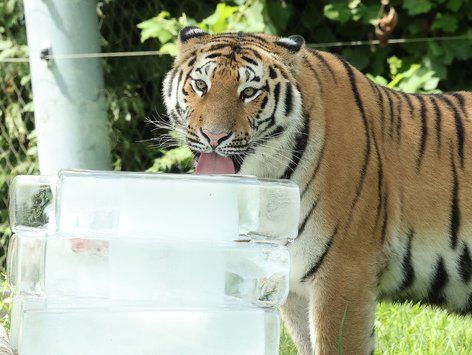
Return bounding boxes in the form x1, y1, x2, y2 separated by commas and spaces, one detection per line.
0, 0, 36, 267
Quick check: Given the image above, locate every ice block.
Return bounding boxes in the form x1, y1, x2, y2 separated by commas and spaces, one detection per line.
9, 294, 23, 351
9, 231, 290, 307
7, 231, 45, 294
9, 170, 300, 242
18, 304, 280, 355
9, 175, 55, 232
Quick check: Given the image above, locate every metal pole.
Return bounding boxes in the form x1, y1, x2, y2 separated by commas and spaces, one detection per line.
23, 0, 111, 175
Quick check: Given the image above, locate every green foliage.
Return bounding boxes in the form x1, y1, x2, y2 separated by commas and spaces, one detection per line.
146, 146, 194, 173
403, 0, 433, 15
367, 56, 440, 93
0, 274, 12, 329
324, 1, 378, 25
0, 0, 36, 267
137, 0, 291, 56
313, 0, 472, 91
138, 11, 194, 56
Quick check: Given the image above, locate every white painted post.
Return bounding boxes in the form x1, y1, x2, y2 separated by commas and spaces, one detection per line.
23, 0, 111, 175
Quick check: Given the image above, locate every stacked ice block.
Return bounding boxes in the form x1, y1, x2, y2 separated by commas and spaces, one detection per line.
7, 170, 299, 355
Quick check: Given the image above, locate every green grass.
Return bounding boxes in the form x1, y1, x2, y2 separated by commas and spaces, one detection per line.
0, 274, 11, 329
280, 302, 472, 355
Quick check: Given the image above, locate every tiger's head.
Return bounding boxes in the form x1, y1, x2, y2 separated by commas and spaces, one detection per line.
163, 27, 306, 177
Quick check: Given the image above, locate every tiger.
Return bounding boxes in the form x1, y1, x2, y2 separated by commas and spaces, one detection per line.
161, 26, 472, 354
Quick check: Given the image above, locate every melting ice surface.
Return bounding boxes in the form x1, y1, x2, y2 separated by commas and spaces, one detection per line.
7, 170, 300, 355
10, 170, 300, 242
9, 233, 289, 307
19, 304, 280, 355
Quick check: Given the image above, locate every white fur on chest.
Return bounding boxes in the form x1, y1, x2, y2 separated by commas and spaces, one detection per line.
286, 211, 331, 298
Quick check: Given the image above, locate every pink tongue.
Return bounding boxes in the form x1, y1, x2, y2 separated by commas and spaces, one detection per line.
195, 153, 235, 175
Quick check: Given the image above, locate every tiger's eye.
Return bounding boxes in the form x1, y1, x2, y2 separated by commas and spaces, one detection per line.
195, 80, 207, 91
243, 87, 256, 97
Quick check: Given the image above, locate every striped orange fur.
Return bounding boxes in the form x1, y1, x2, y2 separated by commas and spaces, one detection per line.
162, 27, 472, 354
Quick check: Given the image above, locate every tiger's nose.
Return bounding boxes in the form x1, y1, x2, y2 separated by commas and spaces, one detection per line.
201, 129, 231, 147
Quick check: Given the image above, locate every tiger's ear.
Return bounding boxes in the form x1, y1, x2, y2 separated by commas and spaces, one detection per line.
179, 26, 208, 43
275, 35, 305, 53
177, 26, 209, 58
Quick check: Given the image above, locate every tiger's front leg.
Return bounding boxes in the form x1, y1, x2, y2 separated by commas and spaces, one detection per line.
306, 243, 379, 355
280, 292, 313, 355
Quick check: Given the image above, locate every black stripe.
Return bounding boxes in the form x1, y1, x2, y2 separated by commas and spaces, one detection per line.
257, 82, 280, 132
260, 95, 268, 110
205, 52, 224, 59
169, 110, 180, 124
450, 92, 466, 115
399, 229, 415, 291
440, 95, 465, 168
338, 57, 371, 226
450, 147, 460, 249
194, 65, 205, 74
211, 33, 270, 47
269, 66, 277, 79
232, 155, 243, 173
385, 89, 395, 139
303, 57, 323, 92
188, 56, 196, 66
187, 137, 204, 146
394, 91, 402, 142
166, 68, 177, 97
244, 66, 256, 77
416, 95, 428, 170
427, 257, 448, 305
249, 117, 256, 130
249, 48, 263, 60
308, 49, 336, 81
244, 33, 270, 43
281, 113, 309, 179
241, 55, 258, 66
207, 43, 231, 51
371, 132, 383, 229
239, 41, 272, 54
301, 138, 326, 197
284, 83, 293, 116
273, 82, 281, 103
207, 36, 262, 50
401, 92, 414, 119
461, 294, 472, 315
273, 63, 289, 79
298, 195, 321, 236
458, 243, 472, 283
430, 96, 442, 154
380, 194, 388, 242
271, 125, 285, 138
187, 129, 199, 139
243, 68, 250, 81
301, 226, 338, 282
371, 83, 386, 139
175, 102, 183, 115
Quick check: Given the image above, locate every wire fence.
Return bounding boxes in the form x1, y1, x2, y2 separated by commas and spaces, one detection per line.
0, 0, 220, 268
0, 40, 36, 268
